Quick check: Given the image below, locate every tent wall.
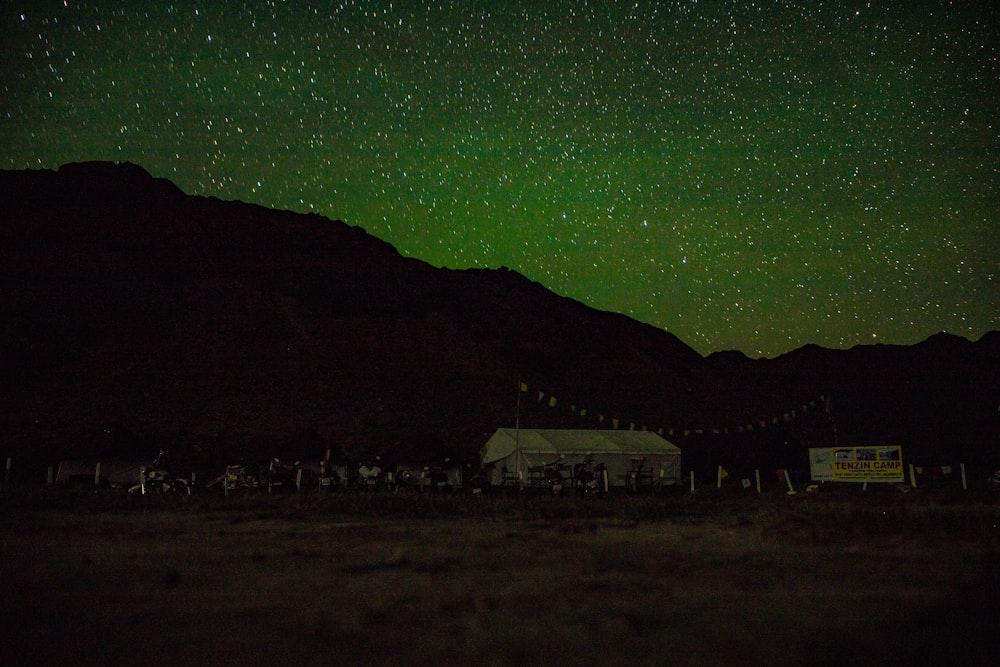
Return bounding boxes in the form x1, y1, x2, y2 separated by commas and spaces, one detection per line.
55, 457, 147, 486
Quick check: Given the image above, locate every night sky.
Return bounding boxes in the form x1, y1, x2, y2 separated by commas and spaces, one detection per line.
3, 1, 997, 358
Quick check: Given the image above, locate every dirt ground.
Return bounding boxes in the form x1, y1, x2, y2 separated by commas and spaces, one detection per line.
2, 492, 999, 666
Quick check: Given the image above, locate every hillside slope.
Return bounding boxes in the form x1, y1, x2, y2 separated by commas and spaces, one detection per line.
2, 162, 996, 472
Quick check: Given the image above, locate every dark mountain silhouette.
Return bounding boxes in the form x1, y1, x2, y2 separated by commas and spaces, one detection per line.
2, 162, 997, 475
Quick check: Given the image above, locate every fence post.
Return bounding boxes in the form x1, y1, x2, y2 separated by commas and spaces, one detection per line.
784, 469, 796, 495
755, 469, 761, 494
94, 462, 101, 487
909, 463, 917, 488
960, 463, 967, 491
689, 470, 695, 493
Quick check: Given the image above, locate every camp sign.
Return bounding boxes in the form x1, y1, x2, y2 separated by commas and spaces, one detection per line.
809, 446, 904, 483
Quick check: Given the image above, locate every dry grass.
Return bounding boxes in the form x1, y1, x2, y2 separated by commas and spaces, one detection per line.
2, 490, 999, 665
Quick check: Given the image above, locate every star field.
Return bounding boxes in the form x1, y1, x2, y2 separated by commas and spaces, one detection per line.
3, 1, 997, 357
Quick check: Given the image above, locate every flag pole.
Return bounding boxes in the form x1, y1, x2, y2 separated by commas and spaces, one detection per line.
826, 393, 839, 448
514, 375, 522, 482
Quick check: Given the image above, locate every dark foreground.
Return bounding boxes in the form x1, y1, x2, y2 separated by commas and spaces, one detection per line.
2, 491, 999, 666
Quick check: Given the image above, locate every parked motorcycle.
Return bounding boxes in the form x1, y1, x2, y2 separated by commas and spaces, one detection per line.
317, 448, 344, 491
129, 450, 192, 495
206, 463, 260, 494
265, 457, 301, 493
573, 459, 609, 495
466, 465, 491, 496
542, 463, 567, 495
357, 457, 384, 491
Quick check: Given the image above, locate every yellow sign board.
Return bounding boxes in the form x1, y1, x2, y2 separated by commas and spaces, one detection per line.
830, 446, 904, 482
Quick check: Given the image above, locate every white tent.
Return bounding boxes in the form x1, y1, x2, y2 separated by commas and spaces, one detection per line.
480, 428, 681, 489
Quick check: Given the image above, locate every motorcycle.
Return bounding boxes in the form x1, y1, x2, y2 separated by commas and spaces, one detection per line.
317, 449, 345, 492
573, 459, 609, 495
466, 465, 491, 496
265, 457, 301, 493
357, 458, 384, 491
129, 450, 192, 495
207, 463, 260, 494
541, 463, 567, 495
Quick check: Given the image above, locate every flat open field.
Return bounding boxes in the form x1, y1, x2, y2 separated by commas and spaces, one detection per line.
2, 491, 999, 666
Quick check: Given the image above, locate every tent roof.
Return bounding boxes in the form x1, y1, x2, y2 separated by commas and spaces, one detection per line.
480, 428, 680, 465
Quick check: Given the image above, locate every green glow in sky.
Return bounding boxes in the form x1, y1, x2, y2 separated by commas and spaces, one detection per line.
3, 1, 997, 357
